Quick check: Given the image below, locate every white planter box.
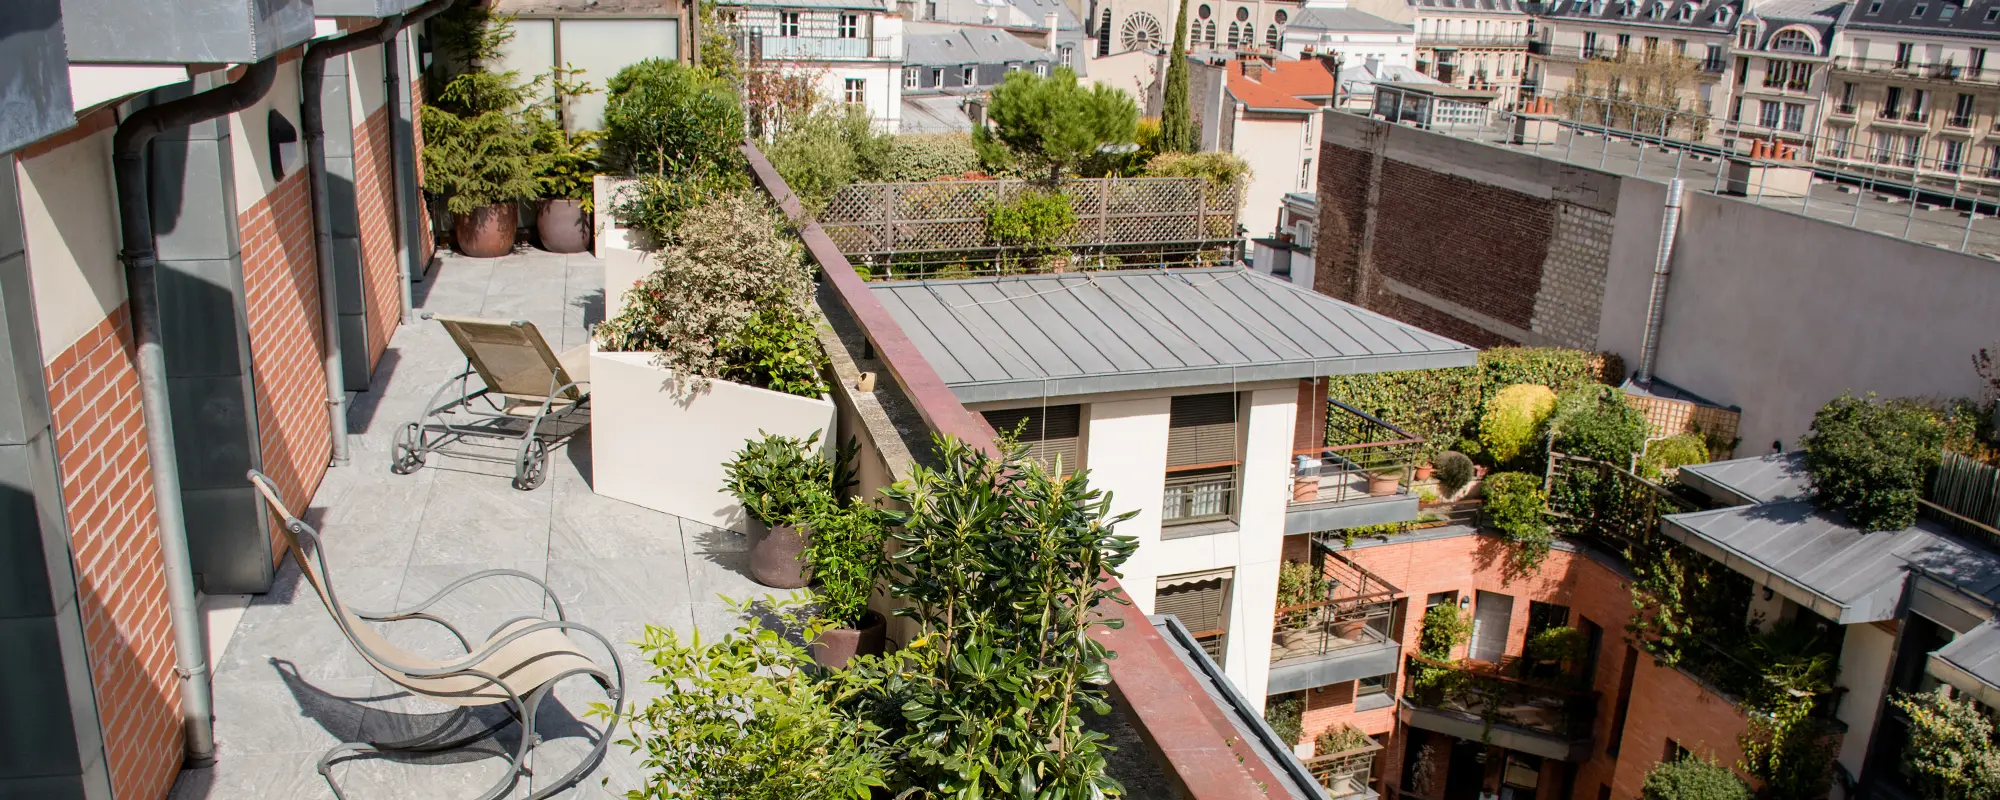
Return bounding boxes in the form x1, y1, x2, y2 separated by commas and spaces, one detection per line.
603, 246, 652, 319
591, 175, 645, 259
588, 343, 837, 533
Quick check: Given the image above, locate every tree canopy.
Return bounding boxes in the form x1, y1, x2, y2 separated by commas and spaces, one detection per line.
985, 67, 1138, 182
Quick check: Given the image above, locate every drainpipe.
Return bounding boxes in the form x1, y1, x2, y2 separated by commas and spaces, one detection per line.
385, 17, 437, 324
113, 54, 280, 769
1635, 178, 1684, 387
303, 0, 452, 467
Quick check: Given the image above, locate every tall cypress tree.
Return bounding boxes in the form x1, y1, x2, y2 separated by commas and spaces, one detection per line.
1158, 0, 1195, 153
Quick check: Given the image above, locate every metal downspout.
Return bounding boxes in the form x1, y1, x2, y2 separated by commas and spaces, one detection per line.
302, 0, 451, 467
385, 22, 435, 325
1636, 178, 1684, 386
112, 55, 281, 769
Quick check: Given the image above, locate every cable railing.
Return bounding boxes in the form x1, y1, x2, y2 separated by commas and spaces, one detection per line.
1403, 651, 1601, 741
1272, 548, 1402, 664
1291, 398, 1424, 507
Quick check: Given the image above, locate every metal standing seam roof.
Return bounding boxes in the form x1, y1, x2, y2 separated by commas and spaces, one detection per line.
1678, 452, 1813, 506
868, 268, 1479, 404
1933, 620, 2000, 706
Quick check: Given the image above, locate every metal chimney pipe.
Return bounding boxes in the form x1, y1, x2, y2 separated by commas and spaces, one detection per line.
1636, 178, 1684, 386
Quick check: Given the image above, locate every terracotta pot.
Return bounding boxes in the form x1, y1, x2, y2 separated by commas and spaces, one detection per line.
1333, 618, 1369, 639
1414, 464, 1435, 481
536, 198, 591, 254
453, 202, 518, 258
748, 521, 810, 589
810, 610, 887, 668
1292, 475, 1320, 502
1367, 472, 1400, 496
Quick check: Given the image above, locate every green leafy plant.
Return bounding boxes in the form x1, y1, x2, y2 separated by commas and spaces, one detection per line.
1803, 393, 1947, 531
985, 67, 1138, 183
766, 103, 890, 213
802, 497, 888, 629
1434, 450, 1475, 496
873, 133, 983, 181
1315, 725, 1375, 755
594, 191, 826, 397
986, 188, 1077, 255
1158, 0, 1195, 154
1323, 347, 1604, 466
612, 170, 749, 247
1889, 687, 2000, 800
532, 124, 601, 204
721, 430, 856, 527
1737, 690, 1837, 800
1526, 625, 1588, 665
1480, 384, 1558, 466
1483, 471, 1553, 572
614, 596, 889, 800
1276, 559, 1330, 628
1625, 542, 1751, 667
1142, 151, 1252, 191
419, 3, 540, 214
1640, 756, 1752, 800
1547, 384, 1652, 466
864, 434, 1139, 798
1264, 692, 1305, 746
602, 58, 744, 179
1418, 602, 1472, 659
1640, 432, 1711, 480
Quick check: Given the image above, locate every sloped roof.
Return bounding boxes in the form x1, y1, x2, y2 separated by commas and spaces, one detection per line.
1539, 0, 1740, 31
1408, 0, 1532, 13
1227, 58, 1335, 112
1679, 452, 1813, 506
868, 268, 1478, 403
1839, 0, 2000, 38
905, 27, 1054, 66
1288, 7, 1415, 32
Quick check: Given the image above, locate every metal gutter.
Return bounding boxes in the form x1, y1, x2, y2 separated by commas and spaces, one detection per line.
387, 28, 423, 322
112, 54, 282, 768
1636, 177, 1683, 385
302, 0, 452, 467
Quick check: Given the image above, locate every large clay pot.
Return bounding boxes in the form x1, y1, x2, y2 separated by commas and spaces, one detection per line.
536, 198, 591, 254
453, 202, 518, 258
748, 520, 809, 589
810, 610, 887, 668
1367, 471, 1401, 496
1414, 463, 1435, 481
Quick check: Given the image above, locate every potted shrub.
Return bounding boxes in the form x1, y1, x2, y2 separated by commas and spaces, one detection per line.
1274, 560, 1328, 650
1433, 450, 1475, 500
1366, 468, 1402, 496
722, 431, 856, 588
531, 106, 600, 253
590, 191, 836, 532
803, 496, 888, 667
422, 3, 539, 258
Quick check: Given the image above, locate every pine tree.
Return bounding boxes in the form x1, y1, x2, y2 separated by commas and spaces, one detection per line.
988, 68, 1138, 183
1158, 0, 1195, 153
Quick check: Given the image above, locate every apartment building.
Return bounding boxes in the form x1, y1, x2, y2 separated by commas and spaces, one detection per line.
919, 0, 1089, 68
2, 0, 440, 797
869, 269, 1475, 709
902, 24, 1059, 94
1093, 0, 1306, 58
1281, 0, 1420, 66
1412, 0, 1536, 104
1529, 0, 1738, 141
1199, 57, 1339, 235
1718, 0, 1841, 150
1817, 0, 2000, 186
721, 0, 907, 127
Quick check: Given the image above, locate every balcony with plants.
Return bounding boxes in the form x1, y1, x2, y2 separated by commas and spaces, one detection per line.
1268, 549, 1405, 693
1399, 603, 1602, 761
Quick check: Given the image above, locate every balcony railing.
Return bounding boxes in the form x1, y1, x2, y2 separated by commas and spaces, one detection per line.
1289, 399, 1423, 508
1832, 102, 1858, 116
1164, 469, 1238, 525
737, 30, 877, 59
1949, 114, 1976, 129
1878, 108, 1933, 125
1303, 740, 1385, 800
1837, 55, 1995, 84
1403, 652, 1600, 741
1419, 33, 1531, 48
1272, 549, 1401, 664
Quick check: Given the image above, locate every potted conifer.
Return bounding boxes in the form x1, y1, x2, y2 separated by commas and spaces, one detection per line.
421, 3, 538, 257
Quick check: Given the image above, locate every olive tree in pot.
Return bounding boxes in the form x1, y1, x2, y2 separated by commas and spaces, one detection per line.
802, 497, 889, 668
722, 431, 856, 589
423, 3, 539, 258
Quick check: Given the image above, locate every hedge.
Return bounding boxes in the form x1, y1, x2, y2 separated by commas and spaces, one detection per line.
1324, 347, 1607, 460
871, 133, 983, 182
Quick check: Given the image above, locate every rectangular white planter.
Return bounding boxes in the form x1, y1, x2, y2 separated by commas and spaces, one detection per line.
591, 175, 644, 259
589, 343, 837, 533
603, 246, 652, 319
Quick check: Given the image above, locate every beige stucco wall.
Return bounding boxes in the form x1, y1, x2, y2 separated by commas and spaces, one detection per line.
1234, 111, 1311, 236
230, 57, 305, 211
17, 128, 126, 364
67, 64, 189, 113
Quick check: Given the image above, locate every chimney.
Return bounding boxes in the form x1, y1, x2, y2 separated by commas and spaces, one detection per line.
1046, 12, 1061, 51
1365, 55, 1381, 73
1243, 57, 1265, 80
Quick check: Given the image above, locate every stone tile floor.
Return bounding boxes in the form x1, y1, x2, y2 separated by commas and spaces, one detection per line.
169, 249, 783, 799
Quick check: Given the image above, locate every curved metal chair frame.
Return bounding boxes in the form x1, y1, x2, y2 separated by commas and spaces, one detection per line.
248, 470, 625, 800
392, 315, 589, 491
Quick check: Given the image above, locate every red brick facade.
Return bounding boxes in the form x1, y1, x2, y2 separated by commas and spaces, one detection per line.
46, 305, 183, 800
1298, 533, 1763, 800
353, 104, 401, 369
240, 171, 332, 561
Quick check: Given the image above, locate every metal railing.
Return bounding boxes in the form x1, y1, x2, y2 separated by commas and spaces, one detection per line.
1164, 469, 1238, 524
1835, 55, 1996, 84
1291, 399, 1424, 507
1374, 86, 2000, 253
1304, 739, 1385, 799
1272, 549, 1402, 664
736, 29, 878, 59
1404, 651, 1601, 740
1545, 452, 1695, 554
1419, 33, 1531, 48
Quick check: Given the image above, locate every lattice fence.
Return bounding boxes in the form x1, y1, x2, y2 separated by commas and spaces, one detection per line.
818, 177, 1241, 256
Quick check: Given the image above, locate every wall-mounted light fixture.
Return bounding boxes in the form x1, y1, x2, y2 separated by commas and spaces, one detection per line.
267, 109, 298, 182
1762, 586, 1775, 602
1459, 595, 1472, 610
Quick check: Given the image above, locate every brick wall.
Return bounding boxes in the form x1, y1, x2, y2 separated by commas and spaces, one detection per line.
1314, 533, 1763, 800
240, 171, 331, 560
45, 305, 183, 800
353, 105, 400, 370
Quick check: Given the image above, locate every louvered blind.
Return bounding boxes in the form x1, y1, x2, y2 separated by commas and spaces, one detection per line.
982, 404, 1082, 475
1157, 572, 1233, 661
1167, 393, 1239, 469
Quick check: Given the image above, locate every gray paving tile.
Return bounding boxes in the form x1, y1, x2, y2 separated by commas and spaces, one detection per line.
545, 558, 692, 609
409, 516, 553, 566
215, 606, 378, 683
328, 739, 529, 800
423, 469, 556, 522
210, 675, 374, 757
169, 752, 337, 800
684, 550, 788, 605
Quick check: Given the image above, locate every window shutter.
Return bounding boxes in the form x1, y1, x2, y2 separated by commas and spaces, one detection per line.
982, 405, 1081, 475
1157, 572, 1233, 661
1167, 393, 1239, 469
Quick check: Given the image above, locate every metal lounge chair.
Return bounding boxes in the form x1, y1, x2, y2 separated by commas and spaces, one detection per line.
247, 470, 624, 800
392, 314, 589, 490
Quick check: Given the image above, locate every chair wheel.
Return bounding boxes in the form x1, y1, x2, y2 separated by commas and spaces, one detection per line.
391, 422, 426, 475
513, 439, 548, 491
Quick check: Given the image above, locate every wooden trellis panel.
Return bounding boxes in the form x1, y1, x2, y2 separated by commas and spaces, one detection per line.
819, 177, 1241, 256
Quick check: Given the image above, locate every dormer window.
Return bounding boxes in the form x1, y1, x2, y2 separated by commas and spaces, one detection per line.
1651, 1, 1667, 18
1738, 22, 1757, 47
1623, 0, 1638, 17
1770, 28, 1815, 53
1868, 0, 1884, 13
1942, 3, 1958, 20
1679, 3, 1696, 20
1713, 6, 1733, 24
1987, 6, 1999, 20
1913, 3, 1929, 17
